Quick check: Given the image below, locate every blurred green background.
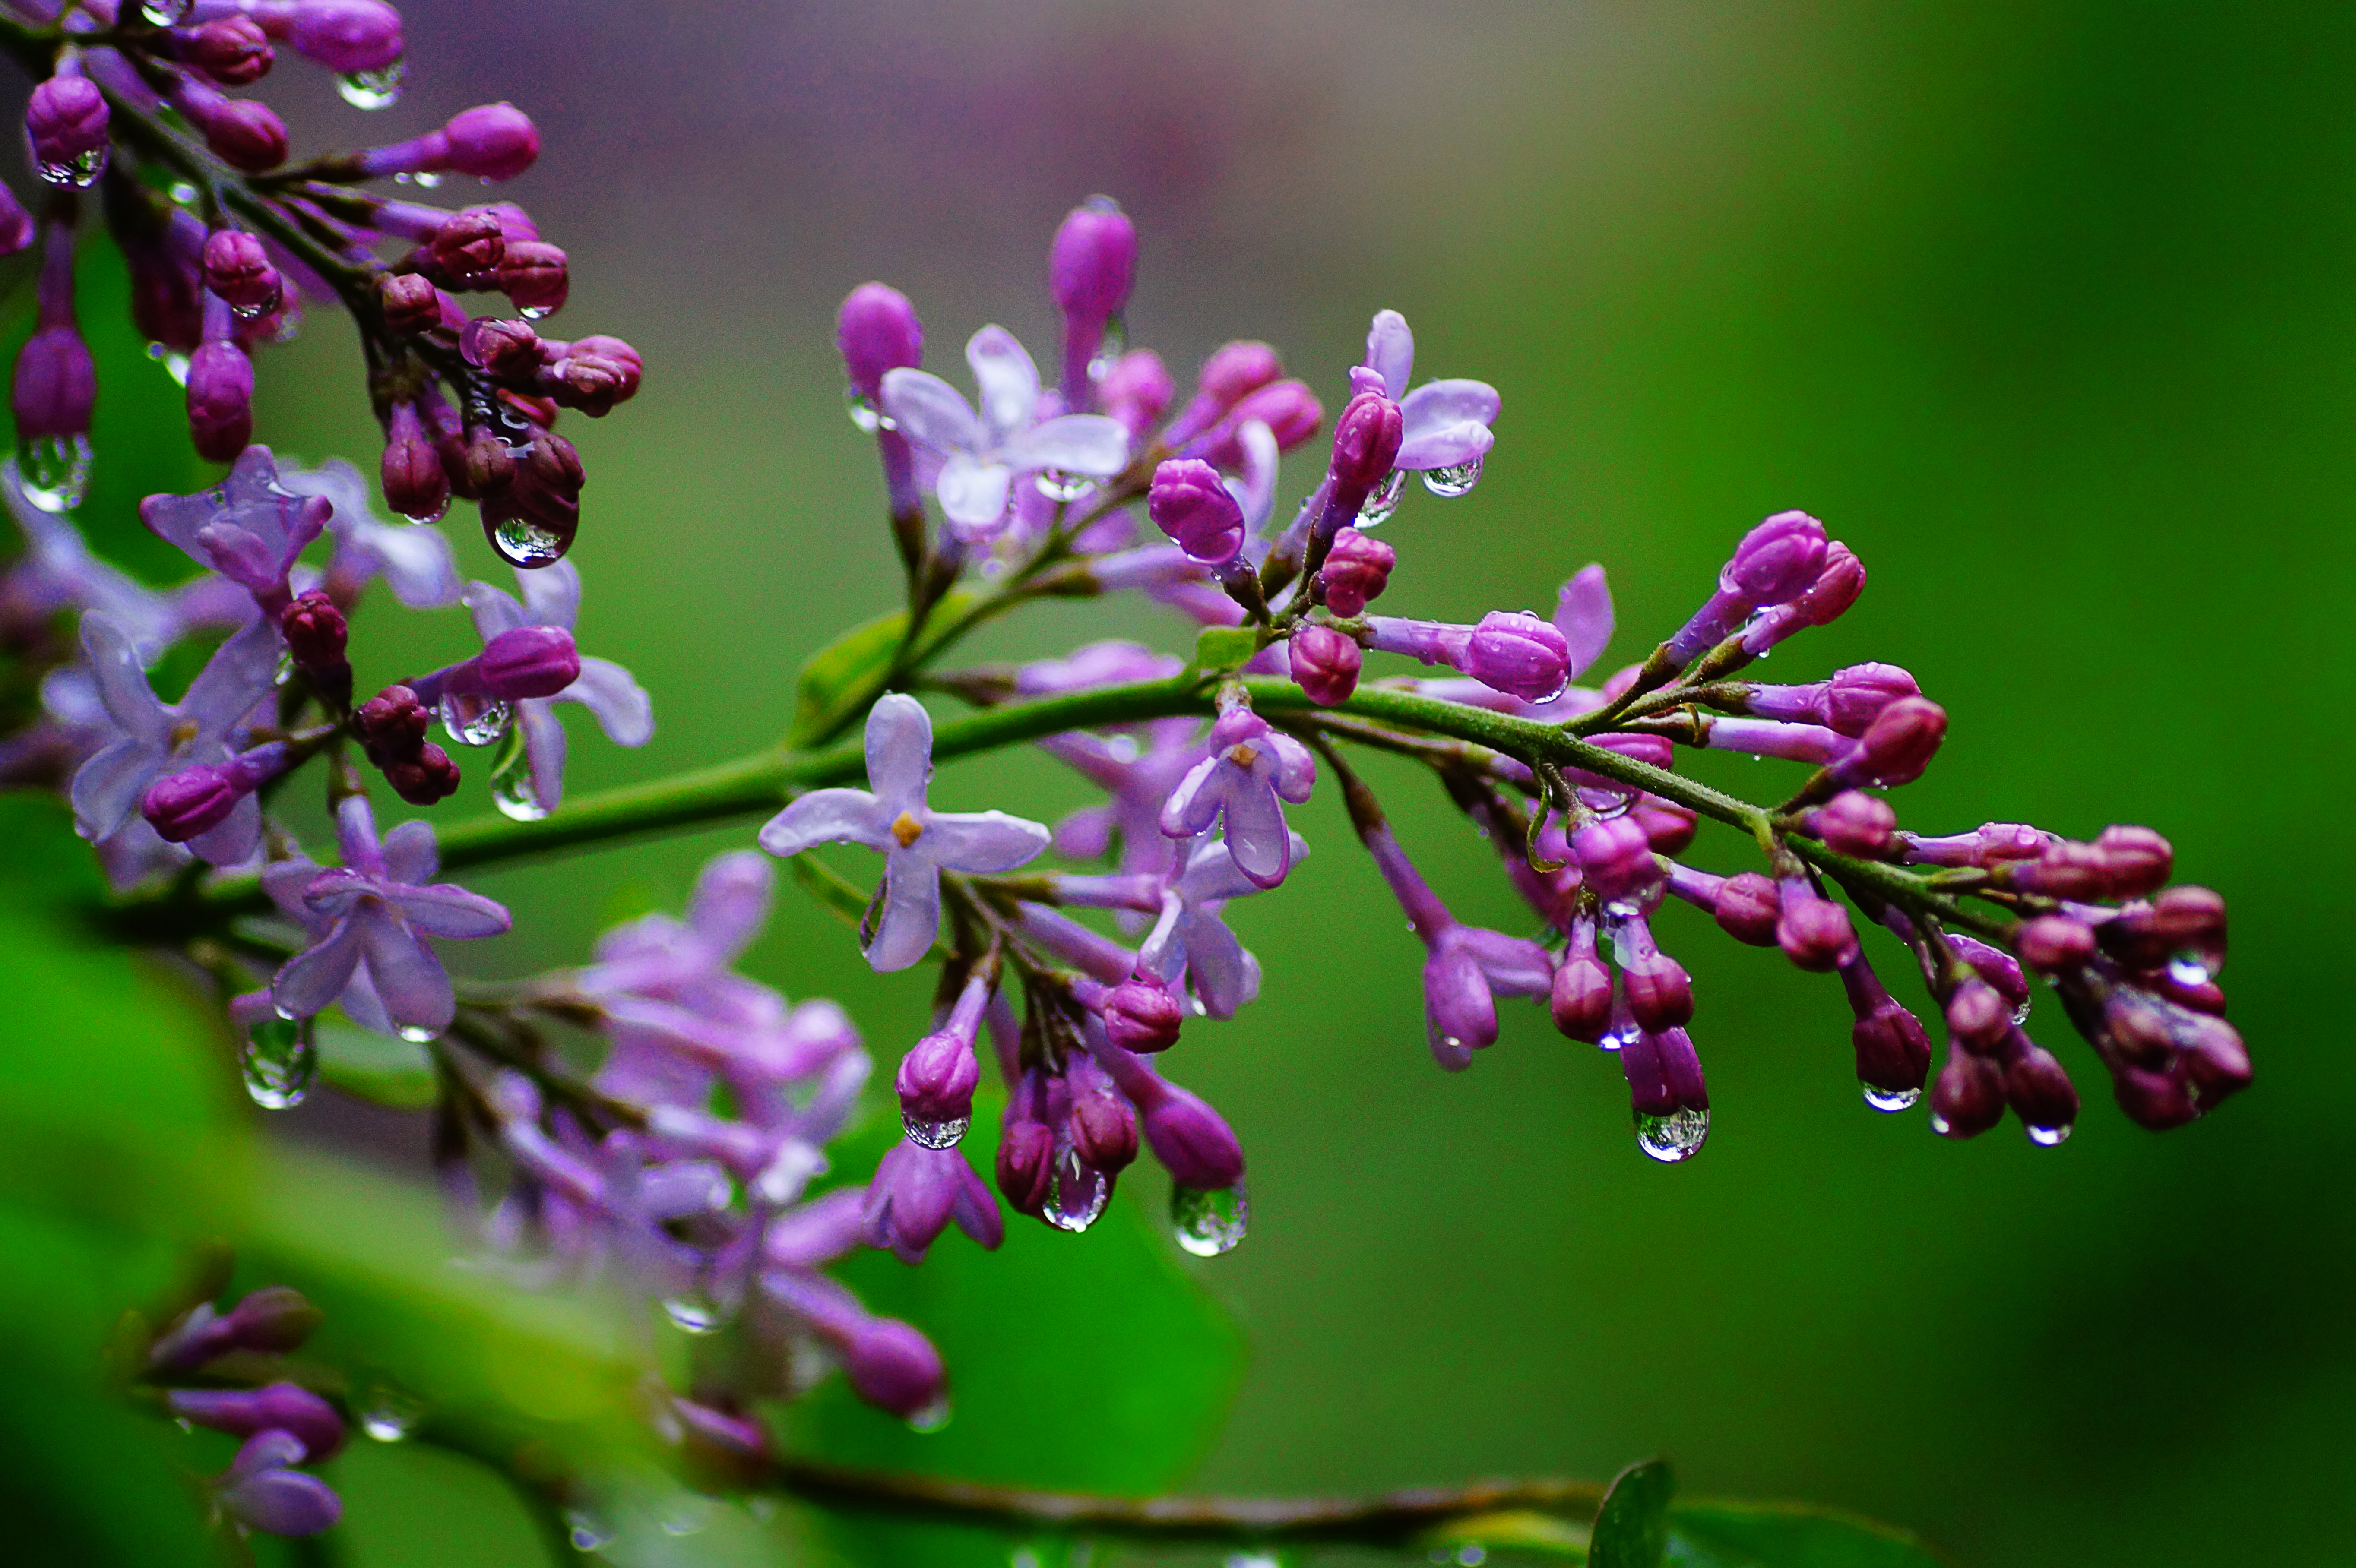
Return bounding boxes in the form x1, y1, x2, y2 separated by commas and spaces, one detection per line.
5, 2, 2352, 1564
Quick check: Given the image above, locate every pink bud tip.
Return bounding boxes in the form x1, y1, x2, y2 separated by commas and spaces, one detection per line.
837, 282, 923, 401
1146, 457, 1244, 565
444, 103, 539, 182
1317, 527, 1394, 617
1289, 624, 1362, 707
1049, 196, 1137, 323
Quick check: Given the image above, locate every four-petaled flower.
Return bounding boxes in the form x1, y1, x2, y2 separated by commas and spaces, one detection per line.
1359, 309, 1501, 475
1137, 831, 1307, 1018
463, 560, 654, 815
1159, 707, 1315, 890
758, 693, 1051, 971
268, 797, 512, 1037
881, 326, 1130, 540
139, 446, 330, 619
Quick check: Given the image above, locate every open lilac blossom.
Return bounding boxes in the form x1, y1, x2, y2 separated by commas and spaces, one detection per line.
863, 1138, 1004, 1264
139, 446, 331, 620
1357, 308, 1502, 474
1159, 705, 1314, 889
278, 456, 462, 609
3, 462, 185, 654
210, 1431, 342, 1538
461, 561, 653, 816
1131, 832, 1305, 1018
758, 694, 1050, 971
879, 326, 1130, 540
268, 796, 510, 1037
1361, 818, 1552, 1070
66, 611, 278, 864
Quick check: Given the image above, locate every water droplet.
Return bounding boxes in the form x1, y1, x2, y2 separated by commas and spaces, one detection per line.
1927, 1112, 1953, 1136
565, 1510, 614, 1552
1043, 1151, 1108, 1233
438, 692, 513, 747
1355, 468, 1408, 528
1456, 1548, 1489, 1567
902, 1110, 970, 1151
662, 1293, 726, 1334
396, 1024, 439, 1044
241, 1013, 317, 1110
359, 1385, 427, 1442
1088, 313, 1128, 382
1634, 1106, 1709, 1163
1224, 1554, 1286, 1568
1862, 1082, 1922, 1112
393, 169, 443, 188
140, 0, 193, 22
2167, 953, 2212, 987
2011, 999, 2033, 1025
143, 341, 194, 386
337, 62, 406, 110
1421, 456, 1484, 498
228, 296, 277, 323
38, 146, 106, 189
845, 386, 884, 433
906, 1392, 952, 1433
1171, 1181, 1248, 1257
1599, 1021, 1639, 1054
490, 514, 568, 567
168, 181, 199, 205
492, 764, 548, 822
1035, 468, 1097, 503
16, 433, 92, 512
518, 303, 556, 322
2025, 1122, 2073, 1148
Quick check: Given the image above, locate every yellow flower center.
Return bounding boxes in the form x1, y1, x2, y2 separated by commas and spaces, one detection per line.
1225, 743, 1259, 768
890, 811, 925, 847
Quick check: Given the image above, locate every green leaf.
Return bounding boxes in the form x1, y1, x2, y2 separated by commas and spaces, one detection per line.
1193, 625, 1259, 672
777, 1102, 1248, 1567
1666, 1502, 1949, 1568
1593, 1459, 1675, 1568
788, 590, 984, 747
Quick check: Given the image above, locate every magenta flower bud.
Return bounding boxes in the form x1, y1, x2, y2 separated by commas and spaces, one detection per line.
1050, 197, 1138, 322
1810, 790, 1897, 857
142, 764, 240, 842
1571, 815, 1659, 907
1184, 378, 1324, 469
462, 317, 545, 379
1723, 509, 1829, 605
13, 325, 96, 439
1550, 945, 1613, 1042
202, 99, 292, 173
1944, 979, 2011, 1052
1463, 612, 1570, 702
380, 401, 450, 522
1620, 947, 1693, 1033
896, 1027, 980, 1128
186, 341, 255, 462
1164, 340, 1283, 444
446, 103, 539, 180
1620, 1025, 1709, 1157
214, 1432, 342, 1537
1842, 955, 1932, 1105
1831, 696, 1948, 789
1713, 872, 1783, 946
183, 17, 276, 85
2015, 914, 2097, 974
1325, 390, 1405, 508
1823, 663, 1919, 737
1930, 1045, 2007, 1139
201, 230, 281, 314
1776, 883, 1857, 972
283, 0, 404, 72
478, 625, 581, 699
1997, 1028, 2078, 1141
1147, 457, 1246, 565
839, 1315, 945, 1420
995, 1116, 1054, 1216
1289, 624, 1362, 706
153, 1285, 324, 1371
27, 76, 108, 183
427, 210, 505, 286
1102, 973, 1183, 1053
837, 281, 923, 403
2095, 885, 2224, 973
376, 272, 443, 338
279, 589, 348, 670
1137, 1080, 1245, 1191
1634, 800, 1698, 855
2093, 824, 2173, 898
168, 1383, 346, 1462
1099, 349, 1172, 436
1740, 540, 1866, 655
497, 240, 569, 316
1317, 526, 1394, 617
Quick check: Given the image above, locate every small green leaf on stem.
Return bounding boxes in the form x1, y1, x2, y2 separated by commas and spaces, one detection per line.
1194, 625, 1260, 672
789, 589, 985, 747
1591, 1459, 1675, 1568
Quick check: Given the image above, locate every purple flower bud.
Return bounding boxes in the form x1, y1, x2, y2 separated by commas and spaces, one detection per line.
1289, 624, 1361, 707
1810, 790, 1896, 857
377, 272, 443, 338
277, 0, 403, 72
183, 17, 276, 86
201, 230, 282, 314
1571, 816, 1659, 907
1723, 509, 1829, 605
2093, 824, 2173, 897
27, 76, 108, 182
476, 625, 581, 699
1165, 340, 1283, 444
355, 684, 429, 759
213, 1285, 323, 1355
1944, 979, 2010, 1052
1147, 457, 1245, 565
2015, 914, 2097, 974
1462, 612, 1570, 702
169, 1383, 346, 1462
215, 1434, 342, 1536
1997, 1027, 2078, 1141
1324, 390, 1405, 512
1050, 197, 1138, 324
446, 103, 540, 180
1621, 945, 1693, 1033
837, 281, 923, 403
839, 1315, 946, 1420
996, 1113, 1055, 1216
1776, 882, 1857, 972
494, 240, 568, 316
426, 210, 504, 286
196, 96, 291, 173
1633, 800, 1697, 855
1550, 938, 1613, 1042
380, 401, 450, 522
2094, 885, 2224, 972
1068, 1071, 1138, 1174
13, 324, 95, 439
1823, 663, 1919, 737
896, 1026, 979, 1130
142, 764, 239, 842
1930, 1043, 2007, 1139
1099, 349, 1172, 436
1841, 955, 1931, 1105
1712, 871, 1782, 946
1191, 378, 1324, 471
187, 340, 255, 462
1620, 1025, 1709, 1158
1740, 540, 1866, 654
1317, 526, 1394, 617
1830, 696, 1947, 789
1135, 1077, 1245, 1191
460, 317, 543, 381
1102, 972, 1182, 1053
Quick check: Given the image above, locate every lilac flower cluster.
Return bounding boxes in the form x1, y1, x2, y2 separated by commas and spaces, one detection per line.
0, 0, 638, 564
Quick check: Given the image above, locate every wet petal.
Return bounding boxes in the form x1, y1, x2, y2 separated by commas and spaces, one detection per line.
260, 857, 325, 926
1264, 732, 1317, 803
866, 853, 940, 972
1221, 775, 1292, 889
516, 697, 569, 814
361, 911, 456, 1034
1158, 756, 1227, 838
935, 453, 1012, 531
965, 325, 1040, 445
395, 883, 513, 939
272, 915, 365, 1018
1365, 309, 1416, 400
70, 737, 160, 843
1178, 909, 1251, 1019
757, 788, 889, 857
515, 557, 583, 630
78, 613, 169, 746
462, 579, 527, 642
180, 617, 281, 739
917, 809, 1051, 874
999, 414, 1131, 478
878, 367, 981, 455
381, 818, 439, 885
1394, 418, 1495, 473
862, 693, 934, 811
1399, 378, 1501, 439
188, 791, 262, 867
557, 656, 653, 746
1554, 563, 1614, 680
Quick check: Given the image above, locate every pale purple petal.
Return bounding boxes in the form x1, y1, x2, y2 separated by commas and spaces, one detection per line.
187, 791, 262, 866
757, 788, 890, 856
1424, 945, 1498, 1066
917, 809, 1051, 874
179, 617, 281, 737
515, 697, 568, 814
1228, 419, 1280, 533
965, 325, 1040, 445
335, 795, 384, 876
462, 579, 528, 642
1394, 419, 1495, 473
301, 867, 376, 919
1365, 309, 1416, 401
1400, 379, 1501, 437
1159, 756, 1226, 838
998, 414, 1130, 478
1554, 564, 1613, 680
195, 521, 279, 591
394, 883, 513, 939
862, 693, 934, 812
1053, 803, 1115, 859
878, 367, 981, 455
261, 857, 324, 926
1264, 732, 1317, 803
220, 1467, 342, 1537
934, 453, 1012, 531
341, 965, 394, 1034
79, 614, 169, 746
556, 656, 652, 746
380, 819, 439, 885
1222, 774, 1292, 889
867, 851, 940, 973
361, 911, 455, 1034
366, 522, 463, 608
272, 915, 365, 1018
70, 738, 159, 842
1178, 910, 1251, 1019
514, 558, 583, 630
1460, 927, 1556, 997
947, 1154, 1004, 1248
687, 851, 773, 959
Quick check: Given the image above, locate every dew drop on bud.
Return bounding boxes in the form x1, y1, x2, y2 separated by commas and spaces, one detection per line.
1861, 1082, 1922, 1113
16, 434, 92, 512
1634, 1106, 1709, 1163
241, 1013, 317, 1110
439, 692, 513, 747
902, 1110, 970, 1151
2025, 1122, 2074, 1148
2167, 953, 2212, 987
338, 63, 407, 110
845, 386, 884, 433
1042, 1149, 1108, 1233
359, 1384, 427, 1442
396, 1024, 440, 1044
1421, 456, 1484, 497
139, 0, 194, 22
492, 764, 548, 822
1355, 467, 1408, 528
38, 147, 106, 190
491, 515, 569, 567
1171, 1180, 1249, 1257
906, 1393, 952, 1434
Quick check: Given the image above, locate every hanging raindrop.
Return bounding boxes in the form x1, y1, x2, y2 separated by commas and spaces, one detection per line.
661, 1292, 728, 1334
337, 63, 407, 110
1861, 1082, 1922, 1113
1170, 1181, 1249, 1257
489, 515, 568, 567
1354, 468, 1408, 528
438, 692, 513, 747
38, 146, 106, 189
359, 1384, 427, 1442
1421, 456, 1484, 497
17, 434, 92, 512
492, 764, 548, 822
845, 386, 885, 433
1634, 1106, 1709, 1163
1035, 468, 1096, 503
2025, 1121, 2074, 1148
1042, 1150, 1108, 1233
139, 0, 194, 22
906, 1393, 952, 1433
241, 1014, 317, 1110
902, 1110, 970, 1151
